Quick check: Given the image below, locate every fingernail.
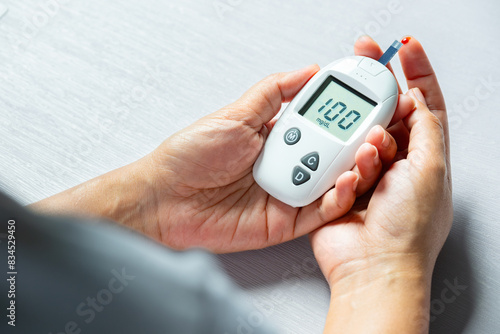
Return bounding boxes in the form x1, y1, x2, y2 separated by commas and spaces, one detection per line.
373, 145, 380, 166
399, 93, 416, 112
352, 174, 359, 192
409, 87, 426, 104
379, 126, 390, 148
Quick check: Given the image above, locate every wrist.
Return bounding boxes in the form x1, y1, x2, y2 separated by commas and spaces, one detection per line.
97, 157, 160, 239
324, 254, 434, 334
30, 156, 160, 241
327, 252, 434, 289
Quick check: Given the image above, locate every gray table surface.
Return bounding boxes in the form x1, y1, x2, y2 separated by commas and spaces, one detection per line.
1, 0, 499, 333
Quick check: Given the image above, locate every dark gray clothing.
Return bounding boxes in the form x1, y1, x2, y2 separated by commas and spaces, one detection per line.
0, 193, 277, 334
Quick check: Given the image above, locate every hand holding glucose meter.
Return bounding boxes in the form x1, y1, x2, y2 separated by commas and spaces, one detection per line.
253, 39, 408, 207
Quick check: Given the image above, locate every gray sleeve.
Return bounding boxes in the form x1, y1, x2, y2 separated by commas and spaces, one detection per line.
0, 192, 278, 334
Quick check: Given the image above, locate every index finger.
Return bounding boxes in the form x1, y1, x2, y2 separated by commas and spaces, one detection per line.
398, 37, 450, 159
404, 88, 447, 175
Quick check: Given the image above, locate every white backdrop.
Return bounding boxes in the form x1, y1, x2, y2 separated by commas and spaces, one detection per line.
1, 0, 499, 333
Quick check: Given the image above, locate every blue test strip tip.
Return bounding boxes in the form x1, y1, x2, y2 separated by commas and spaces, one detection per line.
378, 40, 403, 66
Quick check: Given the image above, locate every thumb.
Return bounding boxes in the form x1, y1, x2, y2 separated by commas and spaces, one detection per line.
229, 64, 320, 130
404, 87, 447, 172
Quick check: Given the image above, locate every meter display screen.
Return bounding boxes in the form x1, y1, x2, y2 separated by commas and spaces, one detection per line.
298, 76, 377, 142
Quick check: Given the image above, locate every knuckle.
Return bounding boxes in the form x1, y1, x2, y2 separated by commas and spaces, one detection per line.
427, 111, 445, 133
263, 72, 284, 85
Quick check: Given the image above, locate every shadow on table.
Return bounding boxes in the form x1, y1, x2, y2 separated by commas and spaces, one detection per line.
430, 198, 476, 333
217, 235, 327, 290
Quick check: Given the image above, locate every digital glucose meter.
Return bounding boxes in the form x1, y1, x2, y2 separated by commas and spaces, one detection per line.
253, 39, 407, 207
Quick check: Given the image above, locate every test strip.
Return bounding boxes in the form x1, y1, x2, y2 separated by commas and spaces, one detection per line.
378, 40, 403, 66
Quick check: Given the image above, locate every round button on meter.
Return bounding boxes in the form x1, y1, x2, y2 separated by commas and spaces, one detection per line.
284, 128, 301, 145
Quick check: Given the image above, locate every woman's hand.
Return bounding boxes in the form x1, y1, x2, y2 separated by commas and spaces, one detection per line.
310, 36, 452, 334
140, 62, 412, 252
31, 42, 414, 253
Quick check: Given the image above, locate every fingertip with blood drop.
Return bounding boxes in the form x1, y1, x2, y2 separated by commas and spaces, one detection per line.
401, 36, 411, 45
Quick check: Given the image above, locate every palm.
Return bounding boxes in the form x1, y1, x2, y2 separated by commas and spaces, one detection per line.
310, 160, 415, 275
311, 134, 451, 282
152, 113, 304, 252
